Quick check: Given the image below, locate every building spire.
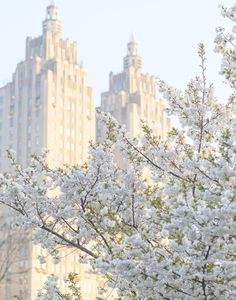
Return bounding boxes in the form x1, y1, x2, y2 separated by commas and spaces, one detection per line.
127, 33, 138, 56
43, 0, 61, 35
123, 33, 142, 70
130, 32, 136, 43
46, 0, 58, 20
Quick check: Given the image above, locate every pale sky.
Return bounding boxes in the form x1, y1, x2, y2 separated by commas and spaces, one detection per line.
0, 0, 235, 105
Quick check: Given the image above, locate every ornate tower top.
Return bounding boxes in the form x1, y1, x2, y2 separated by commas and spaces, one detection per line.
124, 33, 142, 71
127, 33, 138, 56
43, 0, 61, 35
130, 32, 135, 43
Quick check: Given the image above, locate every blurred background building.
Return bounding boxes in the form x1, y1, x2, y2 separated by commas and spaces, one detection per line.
0, 1, 95, 173
97, 34, 171, 141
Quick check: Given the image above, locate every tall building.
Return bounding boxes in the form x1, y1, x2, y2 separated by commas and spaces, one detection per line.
98, 34, 171, 140
0, 0, 95, 172
0, 2, 107, 299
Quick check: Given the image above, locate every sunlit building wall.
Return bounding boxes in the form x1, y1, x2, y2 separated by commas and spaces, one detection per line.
98, 34, 171, 140
0, 2, 94, 172
0, 2, 101, 299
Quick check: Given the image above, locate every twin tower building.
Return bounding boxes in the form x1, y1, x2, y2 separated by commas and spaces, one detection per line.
0, 1, 170, 299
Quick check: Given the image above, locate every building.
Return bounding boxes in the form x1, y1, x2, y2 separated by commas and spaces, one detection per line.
0, 1, 107, 299
0, 0, 95, 172
98, 34, 171, 140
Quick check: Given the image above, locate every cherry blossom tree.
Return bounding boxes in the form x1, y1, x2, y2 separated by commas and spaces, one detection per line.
0, 5, 236, 300
36, 273, 82, 300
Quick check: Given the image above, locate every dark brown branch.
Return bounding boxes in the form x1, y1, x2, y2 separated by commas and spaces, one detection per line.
125, 137, 188, 182
41, 224, 97, 258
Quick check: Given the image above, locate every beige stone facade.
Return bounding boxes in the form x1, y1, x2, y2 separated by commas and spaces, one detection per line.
0, 1, 95, 172
0, 2, 103, 300
98, 34, 171, 140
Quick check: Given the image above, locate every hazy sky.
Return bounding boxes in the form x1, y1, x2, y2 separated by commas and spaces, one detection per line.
0, 0, 235, 105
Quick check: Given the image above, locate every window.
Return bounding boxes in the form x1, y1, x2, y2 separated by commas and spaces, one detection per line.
28, 83, 32, 100
10, 118, 14, 127
28, 69, 33, 80
71, 103, 75, 111
9, 132, 14, 141
35, 96, 41, 107
19, 87, 23, 99
36, 109, 40, 118
36, 122, 40, 132
35, 136, 40, 145
10, 103, 14, 114
18, 100, 23, 110
36, 76, 41, 97
28, 97, 33, 105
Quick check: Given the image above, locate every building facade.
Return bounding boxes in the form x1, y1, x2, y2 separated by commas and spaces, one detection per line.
0, 2, 105, 300
98, 34, 171, 140
0, 1, 95, 172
